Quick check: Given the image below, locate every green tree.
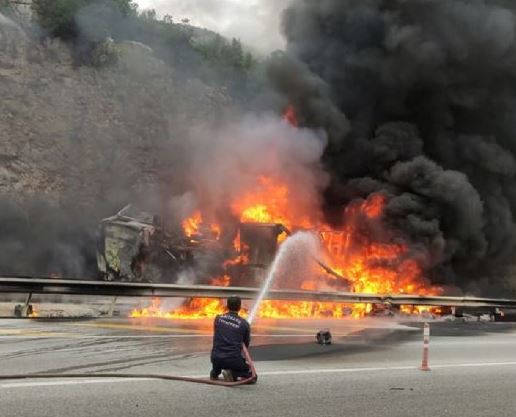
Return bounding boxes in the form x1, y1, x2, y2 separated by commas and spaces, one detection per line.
229, 38, 244, 66
0, 0, 11, 13
30, 0, 260, 95
194, 36, 255, 71
32, 0, 136, 40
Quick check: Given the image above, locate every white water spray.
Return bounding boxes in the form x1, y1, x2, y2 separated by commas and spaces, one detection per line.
247, 231, 321, 324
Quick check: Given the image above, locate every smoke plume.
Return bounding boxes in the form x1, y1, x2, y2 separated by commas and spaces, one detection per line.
182, 112, 328, 223
270, 0, 516, 291
136, 0, 292, 54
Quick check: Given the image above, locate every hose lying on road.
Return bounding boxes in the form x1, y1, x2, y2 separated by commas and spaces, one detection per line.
0, 345, 257, 387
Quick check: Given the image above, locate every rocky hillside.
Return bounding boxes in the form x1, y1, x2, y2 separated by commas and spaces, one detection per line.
0, 14, 231, 275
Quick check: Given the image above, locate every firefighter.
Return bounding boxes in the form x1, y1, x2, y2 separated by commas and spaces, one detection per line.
210, 296, 256, 383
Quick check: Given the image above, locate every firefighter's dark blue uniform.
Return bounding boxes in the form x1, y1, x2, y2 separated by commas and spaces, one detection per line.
210, 311, 251, 379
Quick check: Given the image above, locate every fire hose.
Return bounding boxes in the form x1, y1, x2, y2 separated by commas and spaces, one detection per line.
0, 345, 257, 387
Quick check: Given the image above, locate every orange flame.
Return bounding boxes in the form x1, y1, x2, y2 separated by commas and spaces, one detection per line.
130, 297, 373, 320
131, 297, 227, 320
320, 194, 440, 298
132, 111, 441, 321
132, 190, 441, 320
182, 211, 202, 237
230, 176, 312, 229
282, 105, 298, 127
182, 211, 220, 240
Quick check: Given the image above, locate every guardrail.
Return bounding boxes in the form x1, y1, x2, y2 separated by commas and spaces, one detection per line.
1, 277, 516, 308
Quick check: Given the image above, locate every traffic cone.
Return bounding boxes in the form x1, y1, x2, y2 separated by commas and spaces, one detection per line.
420, 322, 430, 371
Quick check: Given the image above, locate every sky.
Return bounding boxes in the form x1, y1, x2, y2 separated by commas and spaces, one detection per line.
135, 0, 292, 54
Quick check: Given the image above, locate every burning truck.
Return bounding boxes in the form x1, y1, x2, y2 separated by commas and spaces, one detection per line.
96, 205, 289, 287
101, 181, 442, 320
99, 107, 443, 319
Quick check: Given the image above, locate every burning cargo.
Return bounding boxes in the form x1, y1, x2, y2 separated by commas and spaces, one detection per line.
229, 222, 287, 286
96, 205, 287, 286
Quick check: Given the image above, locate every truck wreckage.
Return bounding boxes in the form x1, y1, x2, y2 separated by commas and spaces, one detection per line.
96, 205, 346, 287
98, 206, 281, 285
97, 206, 205, 283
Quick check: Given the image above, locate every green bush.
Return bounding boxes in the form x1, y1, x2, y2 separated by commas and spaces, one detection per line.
194, 35, 256, 71
31, 0, 260, 96
32, 0, 136, 40
0, 0, 15, 14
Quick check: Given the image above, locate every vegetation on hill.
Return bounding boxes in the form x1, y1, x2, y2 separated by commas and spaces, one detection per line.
31, 0, 261, 96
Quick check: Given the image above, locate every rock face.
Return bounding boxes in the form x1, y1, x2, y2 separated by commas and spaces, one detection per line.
0, 15, 230, 202
4, 1, 32, 21
0, 14, 231, 276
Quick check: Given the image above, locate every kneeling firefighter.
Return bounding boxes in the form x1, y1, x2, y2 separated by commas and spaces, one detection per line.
210, 296, 256, 383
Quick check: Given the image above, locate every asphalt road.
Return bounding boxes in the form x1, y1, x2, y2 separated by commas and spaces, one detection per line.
0, 316, 515, 417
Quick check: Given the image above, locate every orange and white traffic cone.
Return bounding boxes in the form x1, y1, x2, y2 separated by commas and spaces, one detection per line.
420, 322, 430, 371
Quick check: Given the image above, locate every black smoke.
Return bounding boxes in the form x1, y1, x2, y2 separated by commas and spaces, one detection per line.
0, 197, 98, 277
270, 0, 516, 292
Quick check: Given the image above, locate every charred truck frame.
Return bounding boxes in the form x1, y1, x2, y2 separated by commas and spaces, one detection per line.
96, 206, 288, 286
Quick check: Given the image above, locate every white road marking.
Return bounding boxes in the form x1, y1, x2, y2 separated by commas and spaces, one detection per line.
0, 334, 348, 339
431, 361, 516, 369
1, 378, 152, 388
187, 360, 516, 378
4, 361, 516, 389
259, 361, 516, 375
406, 340, 516, 346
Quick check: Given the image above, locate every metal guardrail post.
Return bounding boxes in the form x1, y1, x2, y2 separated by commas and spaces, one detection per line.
14, 292, 33, 317
107, 296, 118, 317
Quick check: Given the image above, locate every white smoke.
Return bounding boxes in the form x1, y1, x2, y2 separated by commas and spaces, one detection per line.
136, 0, 292, 53
248, 231, 321, 322
180, 112, 329, 224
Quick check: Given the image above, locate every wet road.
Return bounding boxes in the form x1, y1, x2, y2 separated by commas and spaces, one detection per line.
0, 317, 515, 417
0, 317, 409, 374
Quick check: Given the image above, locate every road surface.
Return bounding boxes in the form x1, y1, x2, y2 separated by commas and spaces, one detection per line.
0, 316, 515, 417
